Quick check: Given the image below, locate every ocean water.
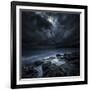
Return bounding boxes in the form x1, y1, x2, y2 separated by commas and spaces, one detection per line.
22, 48, 79, 64
21, 48, 80, 78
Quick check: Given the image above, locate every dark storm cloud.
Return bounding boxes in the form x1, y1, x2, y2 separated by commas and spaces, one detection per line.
21, 10, 80, 55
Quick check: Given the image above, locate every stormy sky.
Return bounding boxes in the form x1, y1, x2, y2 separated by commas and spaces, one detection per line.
21, 10, 80, 56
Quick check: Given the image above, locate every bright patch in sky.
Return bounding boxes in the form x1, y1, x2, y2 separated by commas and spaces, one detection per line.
48, 16, 54, 24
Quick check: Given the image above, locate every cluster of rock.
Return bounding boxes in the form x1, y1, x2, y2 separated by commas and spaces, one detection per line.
21, 52, 80, 78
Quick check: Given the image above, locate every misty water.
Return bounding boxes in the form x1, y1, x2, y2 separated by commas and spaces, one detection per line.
22, 48, 80, 78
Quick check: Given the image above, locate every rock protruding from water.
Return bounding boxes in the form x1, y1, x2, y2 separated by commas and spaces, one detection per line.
21, 51, 80, 78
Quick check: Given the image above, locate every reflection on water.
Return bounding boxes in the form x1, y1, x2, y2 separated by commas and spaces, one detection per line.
21, 48, 80, 78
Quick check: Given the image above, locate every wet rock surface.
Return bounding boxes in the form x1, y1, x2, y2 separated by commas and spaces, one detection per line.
21, 52, 80, 78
